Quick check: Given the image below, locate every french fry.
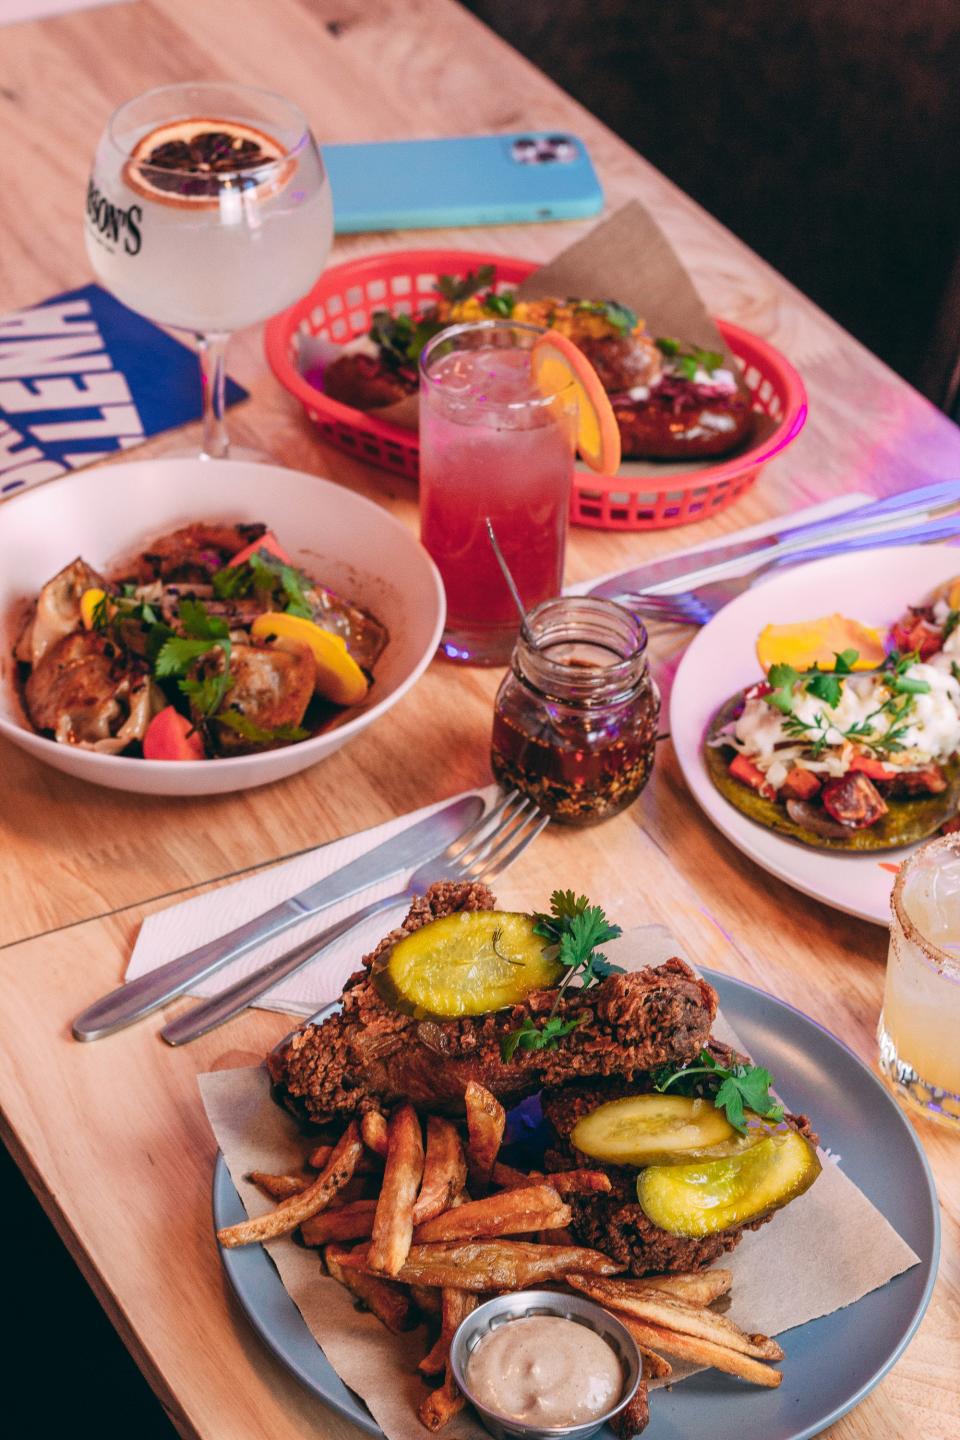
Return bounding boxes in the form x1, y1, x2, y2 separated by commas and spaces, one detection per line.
307, 1143, 333, 1170
361, 1109, 389, 1158
611, 1379, 649, 1439
544, 1170, 613, 1196
417, 1370, 464, 1432
341, 1240, 622, 1290
325, 1243, 418, 1333
491, 1163, 612, 1197
300, 1199, 378, 1246
610, 1314, 672, 1379
419, 1288, 477, 1376
412, 1117, 468, 1224
410, 1284, 442, 1316
464, 1081, 505, 1191
634, 1270, 733, 1307
368, 1103, 425, 1276
413, 1185, 569, 1244
248, 1171, 310, 1201
566, 1275, 783, 1361
605, 1315, 782, 1389
217, 1121, 362, 1248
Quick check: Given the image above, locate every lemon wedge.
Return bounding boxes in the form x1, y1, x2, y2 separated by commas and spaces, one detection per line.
250, 612, 368, 706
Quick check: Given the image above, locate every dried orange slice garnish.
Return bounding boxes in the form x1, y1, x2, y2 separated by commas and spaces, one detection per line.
531, 329, 621, 475
124, 119, 291, 208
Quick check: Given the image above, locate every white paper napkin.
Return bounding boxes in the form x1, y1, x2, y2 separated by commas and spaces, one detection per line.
126, 784, 500, 1016
128, 493, 869, 1016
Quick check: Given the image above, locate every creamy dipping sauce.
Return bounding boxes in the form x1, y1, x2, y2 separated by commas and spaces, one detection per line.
467, 1315, 623, 1427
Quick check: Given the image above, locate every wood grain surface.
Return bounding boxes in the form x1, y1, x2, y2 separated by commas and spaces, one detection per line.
0, 2, 957, 1438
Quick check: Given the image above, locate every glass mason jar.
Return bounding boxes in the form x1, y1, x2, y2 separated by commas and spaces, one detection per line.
490, 597, 659, 825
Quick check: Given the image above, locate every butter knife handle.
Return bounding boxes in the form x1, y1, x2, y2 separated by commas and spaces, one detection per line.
772, 480, 960, 551
159, 891, 404, 1046
71, 899, 307, 1042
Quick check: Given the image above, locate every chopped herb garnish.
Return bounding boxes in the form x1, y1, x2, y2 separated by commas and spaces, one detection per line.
154, 599, 232, 717
652, 1048, 785, 1135
212, 551, 313, 620
435, 265, 496, 304
656, 337, 725, 380
217, 710, 309, 743
501, 892, 623, 1061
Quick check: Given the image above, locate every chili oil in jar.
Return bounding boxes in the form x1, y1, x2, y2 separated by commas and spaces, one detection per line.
490, 597, 659, 825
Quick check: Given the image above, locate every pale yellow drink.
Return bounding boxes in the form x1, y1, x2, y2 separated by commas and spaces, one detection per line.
878, 834, 960, 1126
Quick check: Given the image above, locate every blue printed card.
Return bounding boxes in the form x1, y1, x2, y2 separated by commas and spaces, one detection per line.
0, 283, 248, 499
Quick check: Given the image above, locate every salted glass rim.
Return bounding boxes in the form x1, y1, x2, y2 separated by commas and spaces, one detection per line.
104, 81, 312, 176
419, 318, 578, 410
891, 832, 960, 979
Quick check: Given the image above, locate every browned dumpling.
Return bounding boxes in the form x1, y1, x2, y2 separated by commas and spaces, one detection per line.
211, 641, 315, 753
15, 557, 106, 667
24, 630, 155, 751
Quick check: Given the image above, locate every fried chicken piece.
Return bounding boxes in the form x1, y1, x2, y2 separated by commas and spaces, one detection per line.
542, 1076, 818, 1276
268, 883, 718, 1124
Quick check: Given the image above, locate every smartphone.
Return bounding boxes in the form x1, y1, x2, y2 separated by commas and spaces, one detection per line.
321, 132, 604, 234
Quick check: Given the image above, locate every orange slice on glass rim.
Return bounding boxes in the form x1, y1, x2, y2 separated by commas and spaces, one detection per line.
531, 328, 621, 475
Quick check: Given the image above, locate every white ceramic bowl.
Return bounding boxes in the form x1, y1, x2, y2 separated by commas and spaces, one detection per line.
0, 458, 444, 795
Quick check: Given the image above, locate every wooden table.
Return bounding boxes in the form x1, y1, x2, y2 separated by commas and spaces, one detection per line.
0, 2, 957, 1437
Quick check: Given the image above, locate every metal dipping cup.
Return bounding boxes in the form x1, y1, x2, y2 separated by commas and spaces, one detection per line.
449, 1289, 642, 1440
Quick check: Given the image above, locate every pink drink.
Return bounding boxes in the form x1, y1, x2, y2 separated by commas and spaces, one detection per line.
420, 326, 576, 665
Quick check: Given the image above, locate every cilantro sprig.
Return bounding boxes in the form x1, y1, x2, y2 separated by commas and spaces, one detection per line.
656, 336, 725, 380
212, 551, 312, 620
154, 599, 233, 717
652, 1049, 785, 1134
500, 892, 623, 1062
217, 710, 309, 744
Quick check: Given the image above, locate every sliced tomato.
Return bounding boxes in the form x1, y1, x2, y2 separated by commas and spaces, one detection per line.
891, 619, 941, 660
821, 772, 888, 828
143, 705, 205, 761
780, 766, 821, 799
848, 754, 896, 781
227, 530, 293, 568
729, 754, 776, 801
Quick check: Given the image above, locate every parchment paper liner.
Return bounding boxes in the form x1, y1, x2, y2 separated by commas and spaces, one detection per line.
201, 924, 919, 1440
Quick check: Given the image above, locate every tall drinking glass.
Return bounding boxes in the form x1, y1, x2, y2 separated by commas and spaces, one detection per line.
85, 82, 333, 459
419, 320, 577, 666
878, 833, 960, 1127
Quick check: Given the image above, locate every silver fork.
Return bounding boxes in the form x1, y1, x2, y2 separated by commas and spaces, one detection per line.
160, 790, 550, 1046
620, 513, 960, 626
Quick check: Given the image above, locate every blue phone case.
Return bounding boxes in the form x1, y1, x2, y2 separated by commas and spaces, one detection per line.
321, 132, 604, 234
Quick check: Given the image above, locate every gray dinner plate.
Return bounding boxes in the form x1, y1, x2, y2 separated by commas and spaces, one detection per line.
213, 969, 940, 1440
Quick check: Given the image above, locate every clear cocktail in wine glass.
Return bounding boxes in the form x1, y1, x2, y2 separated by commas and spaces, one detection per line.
85, 81, 333, 459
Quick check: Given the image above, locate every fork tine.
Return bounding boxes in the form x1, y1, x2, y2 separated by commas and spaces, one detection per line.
443, 788, 523, 860
464, 797, 537, 872
475, 811, 550, 884
452, 791, 528, 865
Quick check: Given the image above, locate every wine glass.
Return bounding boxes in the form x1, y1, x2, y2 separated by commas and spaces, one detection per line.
85, 82, 333, 460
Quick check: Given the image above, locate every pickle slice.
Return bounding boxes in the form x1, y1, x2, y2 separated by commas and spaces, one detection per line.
570, 1094, 769, 1166
371, 910, 562, 1019
636, 1129, 822, 1237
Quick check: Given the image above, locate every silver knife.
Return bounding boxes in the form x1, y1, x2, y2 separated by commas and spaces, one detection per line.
589, 480, 960, 600
71, 793, 485, 1042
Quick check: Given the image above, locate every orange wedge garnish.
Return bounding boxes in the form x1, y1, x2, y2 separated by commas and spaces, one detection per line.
531, 329, 621, 475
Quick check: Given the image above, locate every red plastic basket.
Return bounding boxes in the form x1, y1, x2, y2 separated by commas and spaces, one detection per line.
265, 249, 807, 531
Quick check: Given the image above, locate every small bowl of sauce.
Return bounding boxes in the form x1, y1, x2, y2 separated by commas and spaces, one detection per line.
449, 1290, 641, 1440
